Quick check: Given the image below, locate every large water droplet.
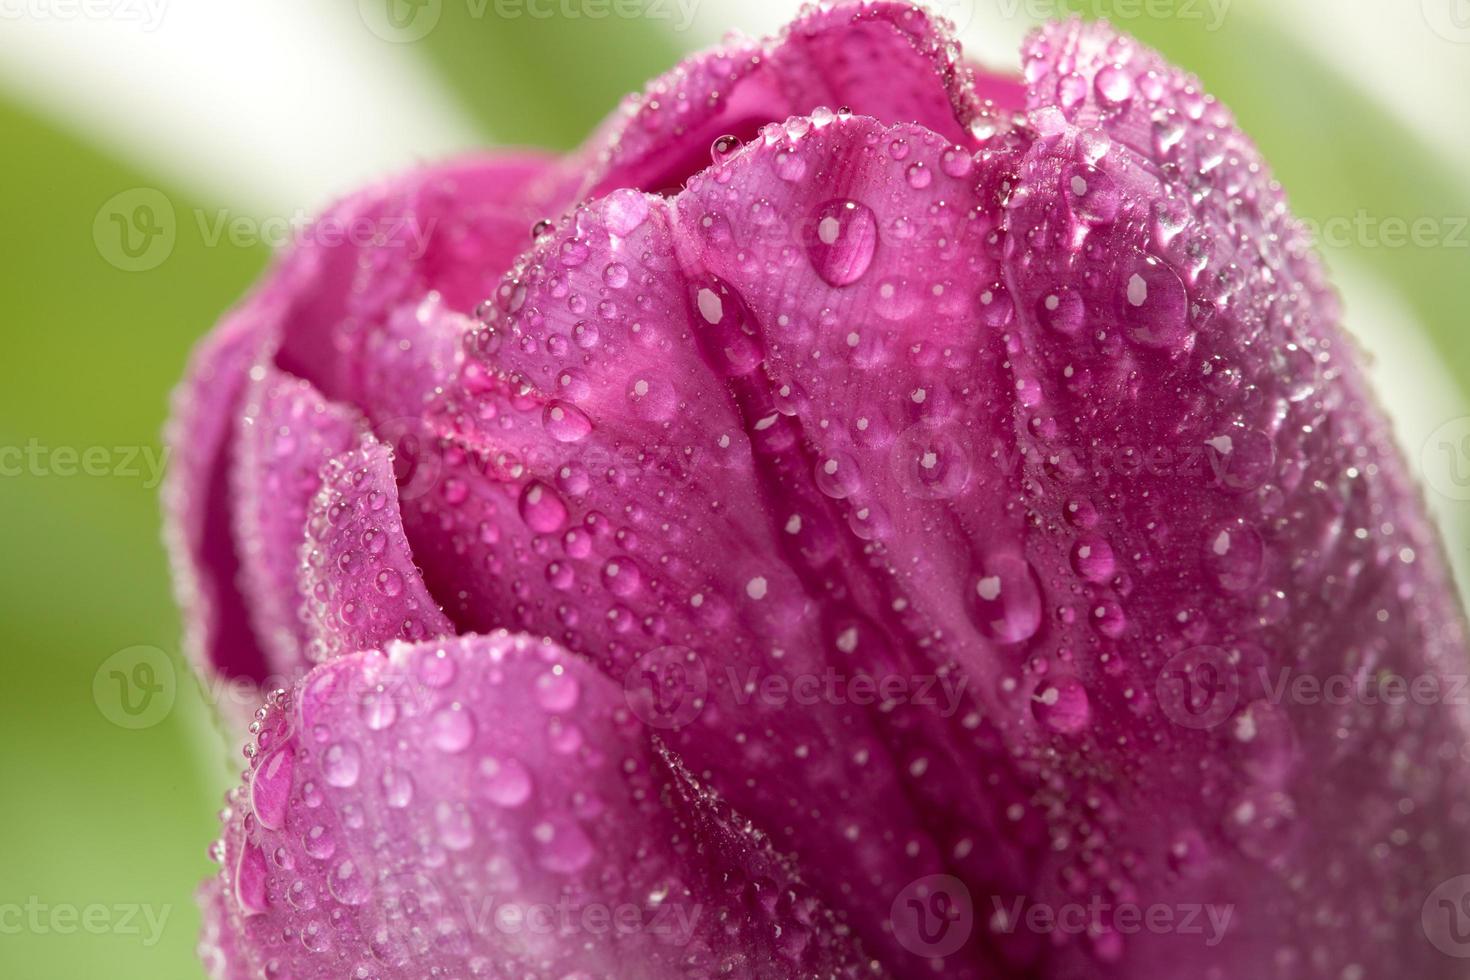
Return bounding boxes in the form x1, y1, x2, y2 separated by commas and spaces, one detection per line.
322, 742, 361, 788
519, 481, 568, 533
431, 703, 476, 753
251, 744, 295, 830
968, 555, 1043, 644
1122, 256, 1191, 350
805, 199, 878, 287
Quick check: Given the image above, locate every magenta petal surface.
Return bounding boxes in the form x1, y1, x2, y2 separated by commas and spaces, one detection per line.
165, 156, 556, 690
233, 366, 363, 678
299, 437, 454, 661
173, 5, 1470, 979
164, 293, 285, 685
968, 18, 1470, 978
567, 0, 1002, 199
201, 633, 872, 978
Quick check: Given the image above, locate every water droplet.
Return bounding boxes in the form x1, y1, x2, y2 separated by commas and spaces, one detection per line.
381, 766, 414, 808
1070, 537, 1116, 583
480, 757, 534, 808
251, 744, 294, 831
805, 199, 878, 287
431, 703, 476, 753
536, 670, 581, 712
711, 133, 741, 165
968, 555, 1043, 644
375, 568, 404, 597
603, 188, 649, 236
1032, 677, 1091, 734
323, 742, 361, 788
543, 401, 593, 443
1122, 256, 1191, 350
533, 816, 593, 874
519, 481, 568, 533
773, 146, 806, 182
329, 858, 372, 905
1205, 522, 1265, 591
1038, 287, 1085, 335
1064, 164, 1120, 224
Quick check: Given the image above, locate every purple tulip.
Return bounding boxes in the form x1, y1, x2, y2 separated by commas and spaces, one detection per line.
170, 4, 1470, 977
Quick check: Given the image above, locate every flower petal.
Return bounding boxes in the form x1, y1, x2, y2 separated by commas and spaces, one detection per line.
164, 291, 285, 685
299, 436, 454, 662
233, 366, 363, 678
201, 633, 872, 978
962, 19, 1470, 975
394, 110, 1053, 974
166, 155, 556, 690
567, 0, 1005, 199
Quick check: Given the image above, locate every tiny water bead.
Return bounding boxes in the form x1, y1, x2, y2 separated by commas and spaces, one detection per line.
805, 199, 878, 287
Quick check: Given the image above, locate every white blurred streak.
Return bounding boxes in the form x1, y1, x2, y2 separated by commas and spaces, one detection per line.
1271, 0, 1470, 162
0, 0, 484, 215
1328, 252, 1470, 602
678, 0, 1028, 68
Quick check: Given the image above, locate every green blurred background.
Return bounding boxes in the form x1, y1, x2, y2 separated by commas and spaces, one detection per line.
1, 1, 1466, 977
